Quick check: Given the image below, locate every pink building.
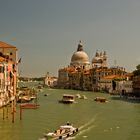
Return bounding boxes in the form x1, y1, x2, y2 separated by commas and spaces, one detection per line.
0, 41, 18, 107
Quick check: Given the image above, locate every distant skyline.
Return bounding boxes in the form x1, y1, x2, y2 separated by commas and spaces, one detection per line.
1, 0, 140, 77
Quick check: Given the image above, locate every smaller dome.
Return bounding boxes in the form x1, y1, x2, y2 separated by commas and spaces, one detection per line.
92, 57, 103, 63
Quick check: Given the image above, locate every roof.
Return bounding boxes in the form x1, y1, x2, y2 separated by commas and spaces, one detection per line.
103, 75, 125, 80
0, 41, 17, 50
63, 94, 74, 97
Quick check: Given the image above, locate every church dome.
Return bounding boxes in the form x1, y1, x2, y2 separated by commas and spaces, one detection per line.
70, 41, 90, 66
71, 51, 89, 65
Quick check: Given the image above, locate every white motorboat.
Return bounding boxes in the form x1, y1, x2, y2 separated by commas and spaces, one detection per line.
43, 123, 78, 140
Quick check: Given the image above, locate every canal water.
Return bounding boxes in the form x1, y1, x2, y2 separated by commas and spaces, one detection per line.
0, 87, 140, 140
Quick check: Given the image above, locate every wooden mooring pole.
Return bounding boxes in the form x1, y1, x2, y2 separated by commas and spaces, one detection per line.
11, 99, 16, 123
3, 106, 5, 120
6, 104, 8, 119
20, 105, 22, 120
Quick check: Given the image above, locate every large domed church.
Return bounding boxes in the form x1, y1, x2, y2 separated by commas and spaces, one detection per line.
57, 41, 128, 91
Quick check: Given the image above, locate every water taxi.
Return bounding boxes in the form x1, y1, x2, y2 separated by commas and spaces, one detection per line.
59, 94, 75, 104
43, 123, 78, 140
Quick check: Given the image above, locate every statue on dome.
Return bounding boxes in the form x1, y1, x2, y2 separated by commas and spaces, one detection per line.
77, 40, 83, 51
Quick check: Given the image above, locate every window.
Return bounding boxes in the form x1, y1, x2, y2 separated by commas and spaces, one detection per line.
0, 66, 4, 73
0, 52, 3, 56
10, 52, 13, 55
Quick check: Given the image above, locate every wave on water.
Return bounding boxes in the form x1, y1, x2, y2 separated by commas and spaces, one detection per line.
66, 137, 76, 140
77, 125, 95, 136
66, 114, 99, 140
78, 117, 96, 130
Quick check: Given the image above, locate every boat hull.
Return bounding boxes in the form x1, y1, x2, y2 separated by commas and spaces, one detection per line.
45, 129, 78, 140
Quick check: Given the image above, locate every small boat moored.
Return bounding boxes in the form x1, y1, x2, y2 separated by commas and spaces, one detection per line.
80, 95, 87, 100
20, 103, 40, 109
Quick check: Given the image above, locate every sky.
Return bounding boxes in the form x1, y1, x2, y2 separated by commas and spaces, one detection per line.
1, 0, 140, 77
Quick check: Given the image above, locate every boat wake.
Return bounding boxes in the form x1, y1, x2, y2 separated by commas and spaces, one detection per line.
66, 114, 98, 140
78, 125, 95, 136
66, 137, 76, 140
78, 117, 96, 131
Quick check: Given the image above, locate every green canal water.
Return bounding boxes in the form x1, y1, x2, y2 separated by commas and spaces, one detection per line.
0, 88, 140, 140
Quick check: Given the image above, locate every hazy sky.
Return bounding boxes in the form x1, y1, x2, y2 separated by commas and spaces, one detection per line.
1, 0, 140, 77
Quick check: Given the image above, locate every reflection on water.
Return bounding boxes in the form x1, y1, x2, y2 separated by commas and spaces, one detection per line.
0, 87, 140, 140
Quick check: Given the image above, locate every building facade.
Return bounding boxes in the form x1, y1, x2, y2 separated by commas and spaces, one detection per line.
0, 41, 18, 108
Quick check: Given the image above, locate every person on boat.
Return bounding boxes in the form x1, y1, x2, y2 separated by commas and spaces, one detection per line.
66, 121, 71, 125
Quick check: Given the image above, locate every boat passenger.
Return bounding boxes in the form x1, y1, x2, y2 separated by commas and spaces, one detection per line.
66, 122, 71, 125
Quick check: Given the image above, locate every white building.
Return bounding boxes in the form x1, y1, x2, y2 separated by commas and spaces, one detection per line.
44, 76, 58, 87
116, 80, 133, 93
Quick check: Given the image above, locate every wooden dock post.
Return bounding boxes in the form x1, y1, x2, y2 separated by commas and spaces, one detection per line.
3, 106, 5, 120
6, 104, 8, 119
20, 105, 22, 120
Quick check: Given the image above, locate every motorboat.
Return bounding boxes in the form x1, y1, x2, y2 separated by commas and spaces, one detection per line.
75, 94, 81, 99
59, 94, 75, 104
94, 97, 108, 103
17, 96, 31, 103
43, 122, 78, 140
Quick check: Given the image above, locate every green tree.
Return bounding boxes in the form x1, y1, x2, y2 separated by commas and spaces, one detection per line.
133, 64, 140, 76
136, 64, 140, 70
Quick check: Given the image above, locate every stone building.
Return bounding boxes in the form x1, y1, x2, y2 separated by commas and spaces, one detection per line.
0, 41, 17, 63
132, 76, 140, 97
90, 66, 127, 92
0, 41, 18, 108
44, 75, 58, 88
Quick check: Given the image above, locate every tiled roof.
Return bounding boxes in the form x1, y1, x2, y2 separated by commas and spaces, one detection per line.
0, 41, 17, 50
69, 71, 77, 74
103, 75, 126, 80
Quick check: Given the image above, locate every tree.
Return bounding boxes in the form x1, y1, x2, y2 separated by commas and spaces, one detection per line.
136, 64, 140, 70
133, 64, 140, 76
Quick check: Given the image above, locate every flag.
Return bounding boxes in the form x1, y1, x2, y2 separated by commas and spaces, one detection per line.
17, 58, 21, 64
